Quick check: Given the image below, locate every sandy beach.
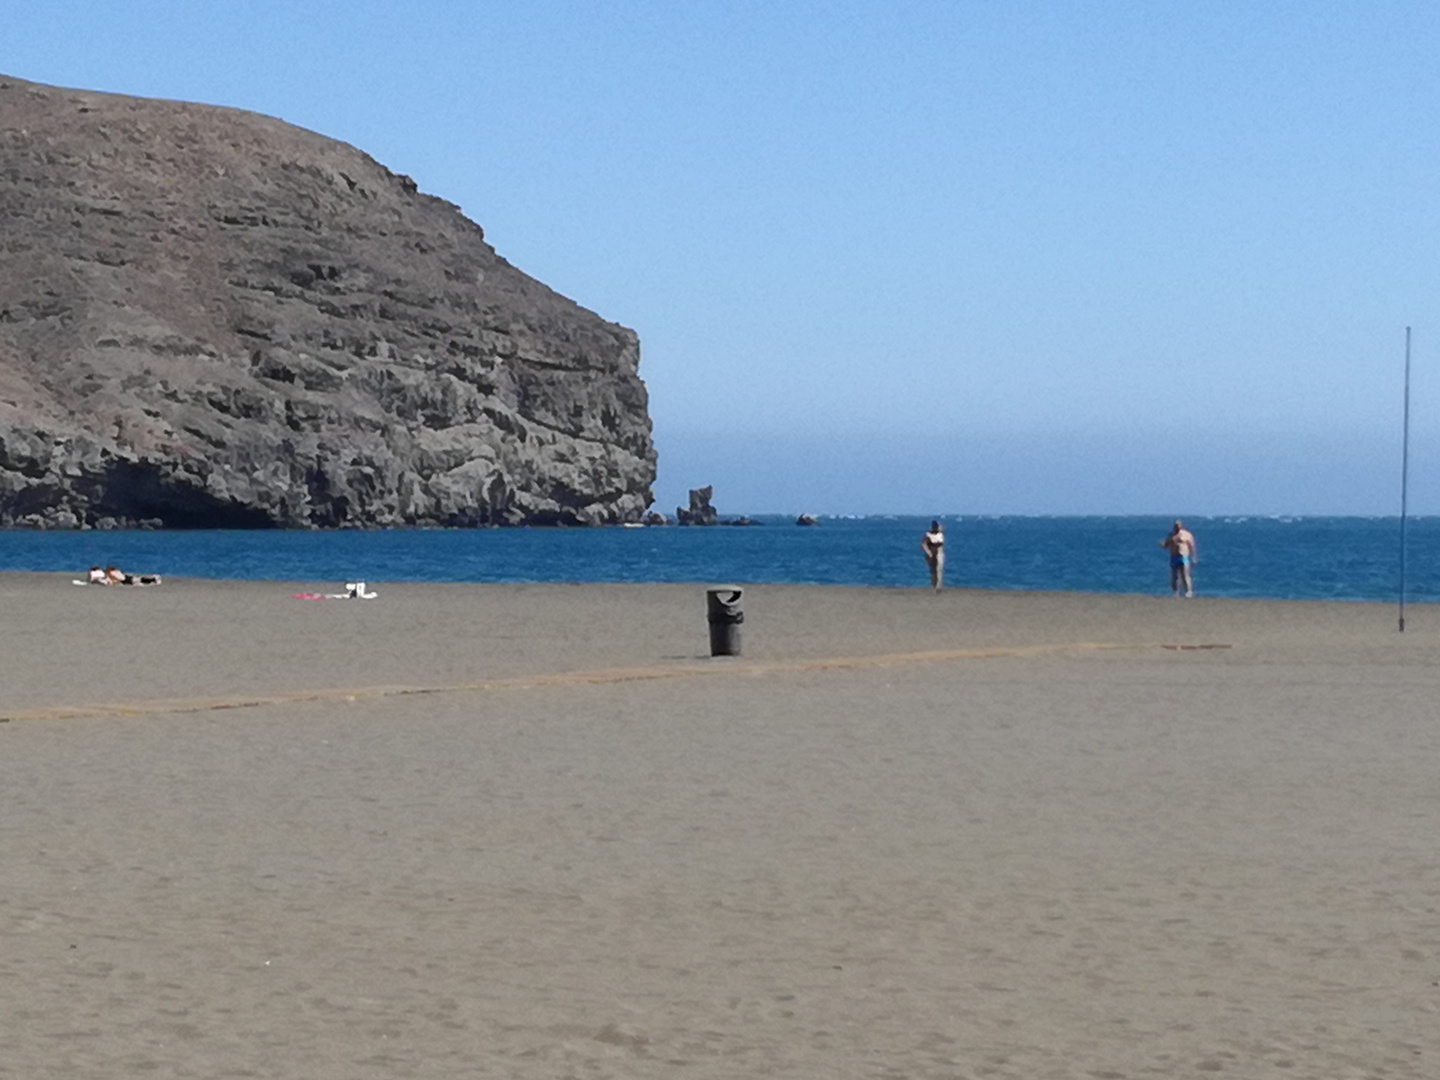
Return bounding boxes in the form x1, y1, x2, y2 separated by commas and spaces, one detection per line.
2, 573, 1439, 1078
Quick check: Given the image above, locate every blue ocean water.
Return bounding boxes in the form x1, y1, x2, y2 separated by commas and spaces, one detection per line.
0, 516, 1434, 602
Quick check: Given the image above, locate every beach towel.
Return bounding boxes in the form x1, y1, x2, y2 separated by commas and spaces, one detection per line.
291, 581, 378, 600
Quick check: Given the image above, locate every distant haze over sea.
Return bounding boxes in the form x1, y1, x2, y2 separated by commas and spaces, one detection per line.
654, 428, 1440, 518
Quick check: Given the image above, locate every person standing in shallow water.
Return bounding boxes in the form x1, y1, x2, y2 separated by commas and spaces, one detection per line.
1159, 519, 1197, 597
921, 520, 945, 591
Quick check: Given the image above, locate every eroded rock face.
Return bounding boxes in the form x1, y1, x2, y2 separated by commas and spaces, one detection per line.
0, 75, 656, 527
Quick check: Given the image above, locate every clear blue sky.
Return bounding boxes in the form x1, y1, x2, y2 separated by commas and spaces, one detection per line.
8, 1, 1440, 515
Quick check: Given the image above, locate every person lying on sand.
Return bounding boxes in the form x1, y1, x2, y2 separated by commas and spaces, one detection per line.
102, 565, 162, 586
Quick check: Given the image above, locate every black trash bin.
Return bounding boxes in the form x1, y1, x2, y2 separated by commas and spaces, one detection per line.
706, 586, 744, 656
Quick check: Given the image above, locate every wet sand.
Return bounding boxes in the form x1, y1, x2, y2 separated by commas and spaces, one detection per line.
2, 574, 1439, 1077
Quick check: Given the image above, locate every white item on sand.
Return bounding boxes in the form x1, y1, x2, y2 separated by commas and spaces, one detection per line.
326, 581, 378, 599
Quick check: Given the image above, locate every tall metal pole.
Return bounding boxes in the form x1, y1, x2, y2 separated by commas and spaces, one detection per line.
1399, 326, 1412, 633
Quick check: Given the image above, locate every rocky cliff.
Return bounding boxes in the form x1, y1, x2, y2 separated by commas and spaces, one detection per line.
0, 75, 655, 527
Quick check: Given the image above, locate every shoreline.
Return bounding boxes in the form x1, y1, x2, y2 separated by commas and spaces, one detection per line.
3, 567, 1434, 601
2, 515, 1433, 603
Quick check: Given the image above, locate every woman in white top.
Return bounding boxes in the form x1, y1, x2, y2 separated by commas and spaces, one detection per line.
920, 521, 945, 591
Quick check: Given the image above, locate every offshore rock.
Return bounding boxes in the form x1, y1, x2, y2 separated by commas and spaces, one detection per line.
676, 485, 718, 526
0, 75, 655, 527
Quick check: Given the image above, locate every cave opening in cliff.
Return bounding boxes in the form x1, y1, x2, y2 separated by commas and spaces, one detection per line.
96, 462, 277, 529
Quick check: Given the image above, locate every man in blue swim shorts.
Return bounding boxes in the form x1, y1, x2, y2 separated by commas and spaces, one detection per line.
1159, 519, 1197, 597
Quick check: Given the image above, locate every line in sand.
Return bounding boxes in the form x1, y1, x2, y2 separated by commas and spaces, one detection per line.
0, 640, 1230, 724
